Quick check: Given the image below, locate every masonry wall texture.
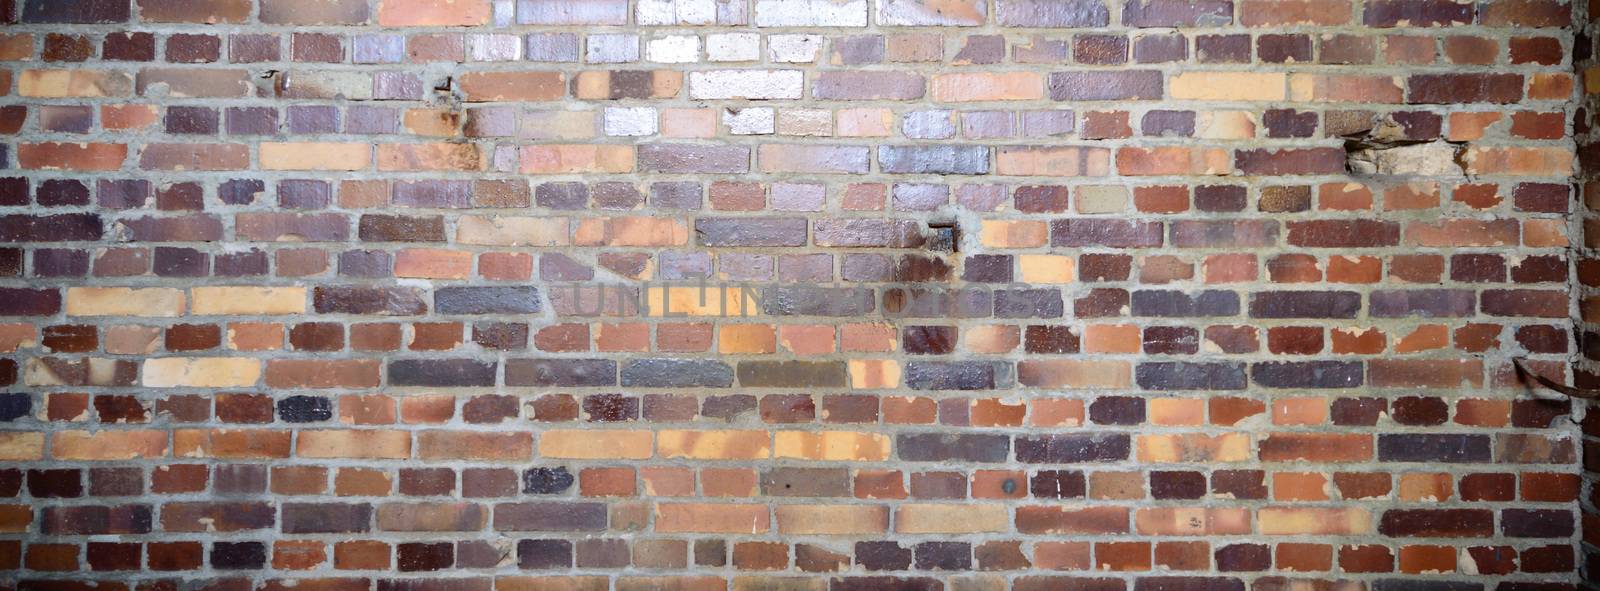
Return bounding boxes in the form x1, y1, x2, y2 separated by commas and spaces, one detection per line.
0, 0, 1593, 589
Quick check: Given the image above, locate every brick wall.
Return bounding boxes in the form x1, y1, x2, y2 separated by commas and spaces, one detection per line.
0, 0, 1588, 589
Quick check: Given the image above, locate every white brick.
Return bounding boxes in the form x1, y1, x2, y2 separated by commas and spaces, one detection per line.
637, 0, 676, 24
467, 34, 522, 62
724, 107, 776, 135
689, 70, 804, 100
769, 34, 823, 63
605, 107, 659, 137
755, 0, 867, 27
638, 0, 720, 24
587, 34, 639, 64
707, 33, 761, 62
647, 35, 700, 64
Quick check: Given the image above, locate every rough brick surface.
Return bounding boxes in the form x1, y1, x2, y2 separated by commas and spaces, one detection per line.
0, 0, 1588, 588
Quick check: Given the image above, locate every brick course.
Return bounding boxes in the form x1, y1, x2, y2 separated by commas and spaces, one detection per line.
0, 0, 1591, 588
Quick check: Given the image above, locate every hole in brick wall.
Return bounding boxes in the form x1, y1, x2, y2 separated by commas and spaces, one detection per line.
1343, 119, 1468, 178
925, 219, 959, 254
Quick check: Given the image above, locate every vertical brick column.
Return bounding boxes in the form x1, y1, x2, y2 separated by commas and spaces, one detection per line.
1577, 0, 1600, 585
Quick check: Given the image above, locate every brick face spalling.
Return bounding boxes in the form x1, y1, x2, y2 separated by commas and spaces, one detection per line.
0, 0, 1590, 588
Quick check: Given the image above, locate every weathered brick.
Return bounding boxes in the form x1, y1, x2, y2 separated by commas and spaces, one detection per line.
693, 218, 808, 248
1364, 0, 1474, 27
1049, 71, 1163, 101
1137, 362, 1247, 390
1248, 291, 1361, 319
283, 503, 372, 533
640, 144, 750, 174
878, 146, 989, 175
760, 145, 871, 174
1015, 434, 1130, 463
814, 72, 925, 100
996, 0, 1109, 26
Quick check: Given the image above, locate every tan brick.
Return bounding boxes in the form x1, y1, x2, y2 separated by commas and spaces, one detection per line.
981, 220, 1049, 249
896, 504, 1007, 533
996, 146, 1111, 177
65, 287, 184, 317
456, 216, 571, 247
298, 430, 412, 459
773, 431, 890, 461
1259, 507, 1371, 535
0, 432, 45, 461
541, 430, 652, 459
1170, 72, 1287, 101
190, 287, 306, 315
19, 69, 133, 98
142, 357, 261, 388
658, 430, 771, 460
1019, 255, 1075, 283
775, 504, 889, 535
261, 142, 372, 171
931, 72, 1043, 102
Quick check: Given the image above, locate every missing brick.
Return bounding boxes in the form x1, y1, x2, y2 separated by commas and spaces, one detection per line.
1343, 118, 1469, 179
925, 219, 960, 254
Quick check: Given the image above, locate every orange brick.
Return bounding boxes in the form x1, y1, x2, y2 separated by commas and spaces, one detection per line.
417, 431, 532, 461
459, 72, 566, 102
395, 249, 473, 279
173, 429, 292, 459
377, 0, 491, 25
52, 430, 167, 460
1258, 507, 1370, 535
19, 142, 127, 171
658, 430, 770, 460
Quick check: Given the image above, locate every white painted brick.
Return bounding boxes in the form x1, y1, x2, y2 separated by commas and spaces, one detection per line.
754, 0, 867, 27
638, 0, 711, 24
707, 33, 760, 62
605, 107, 659, 137
769, 35, 823, 63
689, 70, 805, 100
647, 35, 701, 64
587, 34, 639, 64
468, 34, 522, 62
724, 107, 776, 135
